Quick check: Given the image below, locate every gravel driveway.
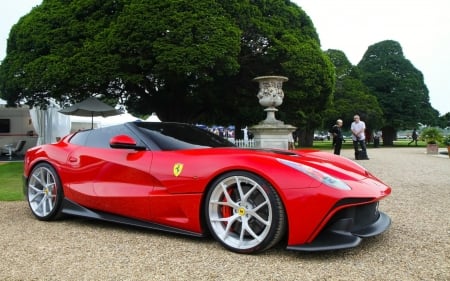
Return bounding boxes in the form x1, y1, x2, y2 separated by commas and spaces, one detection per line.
1, 147, 449, 281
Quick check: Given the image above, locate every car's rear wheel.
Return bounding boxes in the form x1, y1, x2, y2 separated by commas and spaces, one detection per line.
205, 171, 286, 254
27, 163, 64, 221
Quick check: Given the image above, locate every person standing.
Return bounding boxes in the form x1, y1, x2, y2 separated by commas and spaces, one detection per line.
408, 128, 418, 146
330, 119, 344, 155
373, 130, 382, 147
351, 115, 369, 160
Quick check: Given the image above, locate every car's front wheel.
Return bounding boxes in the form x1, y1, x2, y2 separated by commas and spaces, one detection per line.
27, 163, 64, 221
205, 171, 286, 254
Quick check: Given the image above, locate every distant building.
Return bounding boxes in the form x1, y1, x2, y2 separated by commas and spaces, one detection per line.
0, 105, 37, 152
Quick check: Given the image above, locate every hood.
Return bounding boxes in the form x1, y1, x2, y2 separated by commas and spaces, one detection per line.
249, 148, 370, 181
296, 150, 369, 180
178, 147, 371, 182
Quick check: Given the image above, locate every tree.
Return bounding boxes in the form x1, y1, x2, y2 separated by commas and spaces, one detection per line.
438, 112, 450, 129
324, 49, 383, 139
0, 0, 333, 145
280, 39, 335, 146
357, 40, 439, 145
0, 0, 126, 108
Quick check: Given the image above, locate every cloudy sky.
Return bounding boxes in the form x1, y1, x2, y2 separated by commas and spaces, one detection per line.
294, 0, 449, 115
1, 0, 449, 115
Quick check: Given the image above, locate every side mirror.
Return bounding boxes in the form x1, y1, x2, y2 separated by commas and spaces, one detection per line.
109, 135, 145, 150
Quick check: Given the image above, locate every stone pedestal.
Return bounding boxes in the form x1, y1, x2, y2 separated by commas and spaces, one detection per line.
251, 123, 296, 150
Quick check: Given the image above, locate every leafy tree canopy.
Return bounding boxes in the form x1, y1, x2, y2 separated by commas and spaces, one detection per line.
0, 0, 126, 108
357, 40, 439, 131
324, 49, 383, 135
0, 0, 334, 141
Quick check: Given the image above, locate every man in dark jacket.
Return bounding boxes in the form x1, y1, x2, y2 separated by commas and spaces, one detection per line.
330, 119, 344, 155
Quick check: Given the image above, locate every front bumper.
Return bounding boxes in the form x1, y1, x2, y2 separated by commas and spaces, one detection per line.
286, 202, 391, 251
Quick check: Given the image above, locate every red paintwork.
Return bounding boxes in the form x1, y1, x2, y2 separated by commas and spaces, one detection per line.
23, 136, 391, 246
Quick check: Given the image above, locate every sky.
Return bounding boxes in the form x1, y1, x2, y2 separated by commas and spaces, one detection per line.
1, 1, 42, 58
1, 0, 449, 115
294, 0, 450, 115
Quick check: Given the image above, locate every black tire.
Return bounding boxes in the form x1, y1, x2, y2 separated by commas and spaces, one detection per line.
205, 171, 286, 254
26, 163, 64, 221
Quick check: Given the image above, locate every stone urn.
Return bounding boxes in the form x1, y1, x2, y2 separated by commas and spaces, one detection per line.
253, 76, 288, 124
250, 75, 296, 150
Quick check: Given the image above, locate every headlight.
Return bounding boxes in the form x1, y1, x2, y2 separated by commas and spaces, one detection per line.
277, 158, 351, 190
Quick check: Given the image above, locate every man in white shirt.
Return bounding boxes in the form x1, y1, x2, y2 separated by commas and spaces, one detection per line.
351, 115, 369, 160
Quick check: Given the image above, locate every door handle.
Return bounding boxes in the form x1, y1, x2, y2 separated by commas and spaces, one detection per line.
68, 156, 78, 163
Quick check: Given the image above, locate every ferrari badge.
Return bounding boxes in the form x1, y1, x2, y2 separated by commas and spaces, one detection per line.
173, 163, 184, 177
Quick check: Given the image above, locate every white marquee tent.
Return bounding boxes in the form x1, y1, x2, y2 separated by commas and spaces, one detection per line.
145, 112, 161, 122
70, 110, 142, 132
29, 100, 71, 145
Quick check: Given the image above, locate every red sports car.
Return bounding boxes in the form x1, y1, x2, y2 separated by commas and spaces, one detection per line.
23, 122, 391, 254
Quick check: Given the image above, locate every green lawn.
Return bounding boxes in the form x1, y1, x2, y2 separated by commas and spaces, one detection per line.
306, 139, 428, 149
0, 162, 25, 201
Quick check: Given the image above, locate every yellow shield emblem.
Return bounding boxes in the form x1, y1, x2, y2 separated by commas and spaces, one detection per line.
173, 163, 184, 177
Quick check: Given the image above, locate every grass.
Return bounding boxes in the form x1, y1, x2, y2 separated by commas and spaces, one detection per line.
0, 162, 25, 201
307, 139, 429, 149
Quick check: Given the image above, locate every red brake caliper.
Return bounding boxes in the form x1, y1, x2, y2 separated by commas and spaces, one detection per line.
220, 188, 234, 227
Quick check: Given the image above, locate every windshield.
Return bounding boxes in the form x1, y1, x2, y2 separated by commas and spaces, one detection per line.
134, 122, 235, 150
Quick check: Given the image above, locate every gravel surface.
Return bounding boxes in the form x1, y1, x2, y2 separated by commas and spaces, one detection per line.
1, 147, 449, 281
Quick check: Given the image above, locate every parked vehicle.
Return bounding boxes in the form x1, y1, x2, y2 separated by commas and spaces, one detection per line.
23, 122, 391, 254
